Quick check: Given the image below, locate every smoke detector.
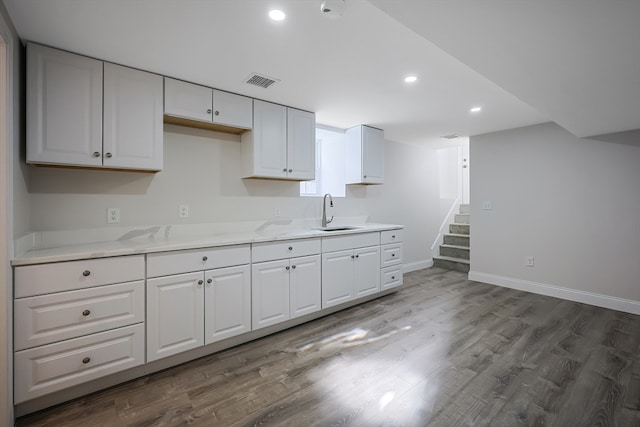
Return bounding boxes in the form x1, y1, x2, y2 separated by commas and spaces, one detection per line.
320, 0, 345, 19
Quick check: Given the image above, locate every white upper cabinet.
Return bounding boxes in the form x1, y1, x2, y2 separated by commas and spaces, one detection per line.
26, 43, 163, 171
27, 43, 103, 167
346, 125, 385, 184
103, 63, 163, 170
242, 100, 316, 180
164, 77, 252, 131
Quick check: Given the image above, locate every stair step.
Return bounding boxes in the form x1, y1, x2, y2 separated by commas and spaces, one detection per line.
454, 214, 470, 224
443, 234, 469, 246
433, 255, 470, 273
449, 223, 469, 235
459, 204, 470, 214
440, 244, 470, 260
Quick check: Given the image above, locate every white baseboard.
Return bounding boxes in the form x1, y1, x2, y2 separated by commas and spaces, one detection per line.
404, 259, 433, 273
468, 271, 640, 315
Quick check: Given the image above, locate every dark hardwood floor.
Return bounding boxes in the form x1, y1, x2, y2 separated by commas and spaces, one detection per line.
17, 268, 640, 426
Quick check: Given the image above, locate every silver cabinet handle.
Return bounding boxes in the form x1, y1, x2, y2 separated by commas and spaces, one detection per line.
105, 153, 112, 158
82, 309, 91, 316
207, 109, 212, 114
82, 270, 91, 277
82, 357, 91, 364
92, 152, 101, 158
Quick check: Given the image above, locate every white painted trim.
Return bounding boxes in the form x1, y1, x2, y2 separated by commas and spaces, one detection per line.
469, 271, 640, 315
429, 197, 459, 259
403, 259, 432, 273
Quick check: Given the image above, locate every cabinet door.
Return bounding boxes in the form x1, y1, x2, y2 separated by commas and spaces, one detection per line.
354, 246, 381, 298
286, 107, 316, 180
104, 63, 163, 171
250, 100, 288, 178
147, 272, 204, 362
164, 77, 213, 123
27, 43, 103, 166
322, 250, 354, 308
251, 259, 290, 330
204, 265, 251, 345
290, 255, 321, 319
212, 89, 253, 129
362, 126, 385, 184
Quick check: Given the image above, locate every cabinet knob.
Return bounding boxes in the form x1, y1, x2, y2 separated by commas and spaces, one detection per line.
351, 255, 355, 259
282, 168, 287, 172
82, 309, 91, 316
92, 152, 101, 158
363, 175, 367, 178
105, 152, 112, 158
392, 235, 396, 239
355, 254, 360, 258
197, 279, 204, 285
288, 169, 293, 173
392, 253, 396, 257
82, 270, 91, 277
207, 278, 213, 284
391, 276, 396, 280
288, 246, 293, 251
207, 109, 212, 114
202, 256, 208, 262
82, 357, 91, 364
285, 266, 290, 271
214, 110, 220, 116
291, 265, 296, 270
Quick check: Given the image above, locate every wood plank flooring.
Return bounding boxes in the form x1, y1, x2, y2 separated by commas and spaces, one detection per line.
16, 268, 640, 426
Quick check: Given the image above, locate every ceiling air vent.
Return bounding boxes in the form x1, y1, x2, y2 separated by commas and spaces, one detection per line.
244, 73, 280, 89
441, 134, 463, 140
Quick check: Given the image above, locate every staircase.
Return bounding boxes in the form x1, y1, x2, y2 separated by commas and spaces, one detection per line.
433, 204, 470, 272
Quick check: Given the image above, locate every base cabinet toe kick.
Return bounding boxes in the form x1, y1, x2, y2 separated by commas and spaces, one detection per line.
13, 227, 403, 411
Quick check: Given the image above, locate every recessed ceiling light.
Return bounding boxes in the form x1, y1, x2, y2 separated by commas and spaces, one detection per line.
404, 75, 418, 83
269, 9, 286, 21
470, 106, 482, 113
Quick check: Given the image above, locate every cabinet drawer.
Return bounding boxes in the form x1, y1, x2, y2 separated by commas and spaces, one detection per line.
14, 280, 144, 351
381, 244, 403, 267
14, 256, 145, 298
381, 229, 403, 245
321, 232, 380, 253
252, 238, 320, 263
14, 323, 145, 404
381, 266, 403, 290
147, 244, 250, 278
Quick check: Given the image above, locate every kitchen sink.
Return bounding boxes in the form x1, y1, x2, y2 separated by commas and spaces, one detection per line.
313, 226, 361, 232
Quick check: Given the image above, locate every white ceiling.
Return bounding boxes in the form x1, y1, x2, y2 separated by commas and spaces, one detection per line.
4, 0, 637, 146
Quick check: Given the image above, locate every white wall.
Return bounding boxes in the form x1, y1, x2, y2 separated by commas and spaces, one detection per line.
469, 122, 640, 313
26, 125, 445, 269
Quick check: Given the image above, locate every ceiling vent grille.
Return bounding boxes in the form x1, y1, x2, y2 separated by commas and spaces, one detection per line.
244, 73, 280, 89
441, 133, 463, 140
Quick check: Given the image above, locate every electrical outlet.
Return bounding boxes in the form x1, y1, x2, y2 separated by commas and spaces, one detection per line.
482, 200, 493, 210
526, 256, 535, 267
107, 208, 120, 224
275, 207, 281, 217
179, 204, 189, 218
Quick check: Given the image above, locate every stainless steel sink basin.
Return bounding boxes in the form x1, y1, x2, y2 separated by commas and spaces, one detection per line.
313, 226, 361, 232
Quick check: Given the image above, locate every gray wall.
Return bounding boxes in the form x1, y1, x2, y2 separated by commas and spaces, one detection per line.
470, 122, 640, 312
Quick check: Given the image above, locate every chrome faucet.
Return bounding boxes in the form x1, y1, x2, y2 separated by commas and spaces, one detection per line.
322, 193, 334, 228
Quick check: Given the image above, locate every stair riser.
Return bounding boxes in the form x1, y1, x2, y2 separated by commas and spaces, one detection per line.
454, 214, 470, 224
433, 258, 470, 273
443, 235, 469, 246
449, 224, 469, 235
440, 246, 470, 260
459, 204, 470, 214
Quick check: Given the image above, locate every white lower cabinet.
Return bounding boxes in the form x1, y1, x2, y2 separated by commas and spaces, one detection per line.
146, 272, 205, 362
252, 255, 321, 330
322, 246, 381, 308
205, 265, 251, 345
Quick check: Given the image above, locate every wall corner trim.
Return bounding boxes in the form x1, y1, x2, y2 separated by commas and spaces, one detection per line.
468, 271, 640, 315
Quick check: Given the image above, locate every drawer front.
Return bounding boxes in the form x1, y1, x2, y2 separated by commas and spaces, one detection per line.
381, 244, 403, 267
147, 244, 250, 278
14, 323, 145, 404
14, 280, 144, 351
252, 238, 321, 263
321, 232, 380, 253
381, 229, 404, 245
14, 255, 145, 298
381, 266, 403, 290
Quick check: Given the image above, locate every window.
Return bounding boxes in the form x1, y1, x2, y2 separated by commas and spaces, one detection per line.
300, 125, 346, 197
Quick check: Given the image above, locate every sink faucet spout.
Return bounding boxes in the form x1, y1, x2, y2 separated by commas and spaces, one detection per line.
322, 193, 334, 228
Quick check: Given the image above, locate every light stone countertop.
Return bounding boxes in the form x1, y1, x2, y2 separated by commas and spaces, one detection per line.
12, 220, 403, 266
